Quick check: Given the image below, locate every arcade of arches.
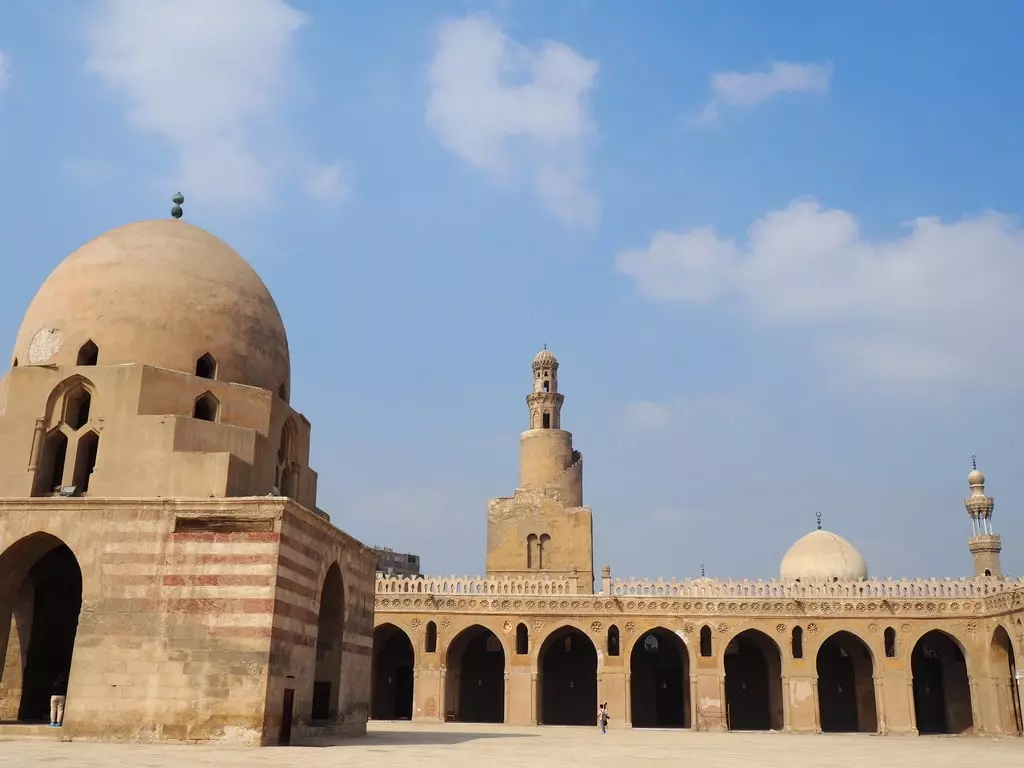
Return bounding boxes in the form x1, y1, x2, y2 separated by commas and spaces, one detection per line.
369, 615, 1024, 736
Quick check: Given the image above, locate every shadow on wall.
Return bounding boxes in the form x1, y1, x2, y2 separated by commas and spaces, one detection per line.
291, 727, 537, 748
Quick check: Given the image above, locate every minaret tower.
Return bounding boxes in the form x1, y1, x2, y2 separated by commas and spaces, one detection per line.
485, 347, 593, 591
519, 347, 582, 506
964, 457, 1002, 577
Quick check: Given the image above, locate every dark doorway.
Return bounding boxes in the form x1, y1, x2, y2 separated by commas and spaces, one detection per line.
446, 625, 505, 723
280, 688, 294, 745
539, 626, 598, 726
912, 630, 973, 734
16, 544, 83, 722
630, 628, 689, 728
724, 629, 783, 731
816, 631, 877, 733
310, 564, 344, 721
371, 624, 414, 720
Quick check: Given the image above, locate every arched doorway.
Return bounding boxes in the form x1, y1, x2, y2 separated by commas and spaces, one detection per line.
816, 631, 878, 733
0, 533, 83, 723
911, 630, 974, 734
538, 626, 598, 726
989, 627, 1022, 735
630, 628, 689, 728
724, 629, 783, 731
370, 624, 414, 720
445, 625, 505, 723
310, 563, 344, 721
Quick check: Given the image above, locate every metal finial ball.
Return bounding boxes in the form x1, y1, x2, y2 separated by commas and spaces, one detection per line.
816, 511, 822, 530
172, 192, 184, 205
171, 205, 183, 220
971, 455, 977, 470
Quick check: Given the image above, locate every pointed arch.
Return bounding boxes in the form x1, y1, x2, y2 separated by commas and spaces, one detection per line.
911, 629, 973, 734
723, 629, 784, 731
192, 392, 219, 422
0, 533, 83, 723
63, 385, 92, 431
195, 353, 217, 380
989, 626, 1022, 735
699, 625, 713, 657
816, 630, 877, 733
791, 626, 804, 659
44, 376, 96, 428
884, 627, 897, 658
515, 622, 529, 655
607, 624, 620, 657
630, 627, 690, 728
76, 340, 98, 366
445, 624, 505, 723
538, 533, 550, 569
310, 563, 344, 721
425, 621, 438, 653
33, 429, 68, 497
71, 430, 100, 493
537, 625, 598, 726
526, 534, 538, 569
371, 623, 414, 720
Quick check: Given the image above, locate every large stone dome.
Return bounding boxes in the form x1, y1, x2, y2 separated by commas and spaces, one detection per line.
780, 529, 868, 581
13, 220, 290, 397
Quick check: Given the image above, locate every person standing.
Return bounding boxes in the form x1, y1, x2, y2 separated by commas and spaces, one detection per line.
49, 672, 67, 728
598, 702, 609, 734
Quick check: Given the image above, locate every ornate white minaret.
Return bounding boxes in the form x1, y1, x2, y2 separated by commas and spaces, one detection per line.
964, 456, 1002, 577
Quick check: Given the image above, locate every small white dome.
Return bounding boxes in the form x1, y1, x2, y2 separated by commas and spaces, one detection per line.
780, 529, 868, 581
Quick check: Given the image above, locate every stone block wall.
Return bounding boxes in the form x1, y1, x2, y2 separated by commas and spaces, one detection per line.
0, 496, 375, 745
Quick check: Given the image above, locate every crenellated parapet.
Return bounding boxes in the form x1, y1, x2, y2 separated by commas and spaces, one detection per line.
375, 574, 581, 596
374, 572, 1024, 620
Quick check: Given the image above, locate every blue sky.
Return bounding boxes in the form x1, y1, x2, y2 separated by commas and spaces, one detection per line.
1, 0, 1023, 581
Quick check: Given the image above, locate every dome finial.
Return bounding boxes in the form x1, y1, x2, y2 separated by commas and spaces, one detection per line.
700, 563, 705, 578
171, 192, 185, 220
816, 511, 822, 530
971, 454, 977, 471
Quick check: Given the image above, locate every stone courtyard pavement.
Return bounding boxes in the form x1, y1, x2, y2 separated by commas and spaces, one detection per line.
2, 722, 1022, 767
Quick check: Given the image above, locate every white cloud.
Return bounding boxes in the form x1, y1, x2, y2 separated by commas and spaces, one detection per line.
84, 0, 346, 208
616, 199, 1024, 392
699, 60, 832, 123
426, 15, 599, 228
0, 51, 11, 93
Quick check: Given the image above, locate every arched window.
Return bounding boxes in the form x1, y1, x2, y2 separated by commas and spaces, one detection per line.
542, 412, 551, 429
516, 623, 529, 655
425, 621, 438, 653
64, 386, 92, 430
699, 625, 713, 657
542, 380, 550, 392
884, 627, 897, 658
72, 431, 100, 493
76, 340, 99, 366
607, 625, 620, 656
36, 430, 69, 496
192, 392, 219, 422
791, 626, 804, 659
526, 534, 538, 569
195, 353, 217, 380
538, 534, 550, 569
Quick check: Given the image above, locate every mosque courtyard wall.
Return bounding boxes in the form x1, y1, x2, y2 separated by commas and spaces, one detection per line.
373, 573, 1024, 736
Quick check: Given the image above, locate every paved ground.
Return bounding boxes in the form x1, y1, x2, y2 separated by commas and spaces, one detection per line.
1, 722, 1022, 767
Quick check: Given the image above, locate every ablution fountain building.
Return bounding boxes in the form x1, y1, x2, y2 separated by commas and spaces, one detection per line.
0, 213, 1021, 745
